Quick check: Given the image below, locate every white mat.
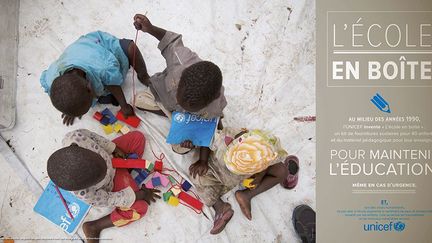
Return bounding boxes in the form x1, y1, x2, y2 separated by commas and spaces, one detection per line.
0, 0, 315, 242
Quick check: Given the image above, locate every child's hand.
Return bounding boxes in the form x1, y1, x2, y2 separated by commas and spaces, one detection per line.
61, 113, 81, 126
180, 140, 195, 149
112, 146, 127, 159
133, 14, 153, 32
136, 187, 161, 205
121, 104, 135, 118
189, 160, 209, 179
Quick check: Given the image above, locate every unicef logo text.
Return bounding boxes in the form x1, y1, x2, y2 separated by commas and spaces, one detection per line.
363, 221, 405, 232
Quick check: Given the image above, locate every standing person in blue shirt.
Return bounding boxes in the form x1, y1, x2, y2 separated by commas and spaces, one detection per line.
40, 31, 150, 125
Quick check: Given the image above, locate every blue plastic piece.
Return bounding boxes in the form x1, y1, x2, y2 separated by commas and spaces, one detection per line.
101, 108, 117, 124
133, 169, 148, 185
181, 180, 192, 191
128, 153, 139, 159
100, 116, 110, 125
152, 177, 162, 187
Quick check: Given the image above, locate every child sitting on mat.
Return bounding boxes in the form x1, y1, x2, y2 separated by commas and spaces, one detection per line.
40, 31, 150, 126
132, 14, 227, 119
132, 14, 227, 154
47, 129, 160, 243
189, 128, 294, 234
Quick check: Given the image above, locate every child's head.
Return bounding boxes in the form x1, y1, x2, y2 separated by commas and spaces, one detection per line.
47, 144, 107, 191
177, 61, 222, 112
50, 73, 93, 117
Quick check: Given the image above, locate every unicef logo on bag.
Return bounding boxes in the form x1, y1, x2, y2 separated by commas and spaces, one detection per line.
174, 112, 186, 123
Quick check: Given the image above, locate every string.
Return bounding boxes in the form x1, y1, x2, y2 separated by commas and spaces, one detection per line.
145, 151, 204, 215
131, 22, 203, 215
131, 30, 139, 108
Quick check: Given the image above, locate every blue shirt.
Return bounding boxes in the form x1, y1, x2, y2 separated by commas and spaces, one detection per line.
40, 31, 129, 98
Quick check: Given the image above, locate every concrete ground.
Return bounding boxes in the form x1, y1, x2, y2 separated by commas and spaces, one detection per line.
0, 0, 315, 242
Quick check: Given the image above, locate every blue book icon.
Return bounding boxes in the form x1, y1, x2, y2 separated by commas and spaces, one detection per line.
166, 112, 219, 147
371, 93, 391, 113
33, 180, 91, 235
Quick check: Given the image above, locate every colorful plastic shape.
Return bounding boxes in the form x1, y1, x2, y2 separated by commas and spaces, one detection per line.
178, 192, 203, 211
102, 108, 117, 124
167, 196, 179, 206
145, 180, 154, 189
242, 178, 256, 189
120, 125, 130, 134
114, 123, 123, 133
160, 175, 170, 187
93, 112, 103, 121
116, 111, 140, 128
100, 116, 110, 126
163, 191, 173, 202
102, 124, 114, 135
132, 169, 148, 185
154, 161, 163, 172
147, 162, 154, 172
111, 158, 146, 169
152, 177, 162, 187
168, 175, 176, 184
181, 180, 192, 192
127, 153, 139, 159
171, 187, 181, 196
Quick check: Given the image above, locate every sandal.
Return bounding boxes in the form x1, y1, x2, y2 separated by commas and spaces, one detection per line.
171, 144, 193, 155
292, 205, 316, 243
281, 155, 299, 189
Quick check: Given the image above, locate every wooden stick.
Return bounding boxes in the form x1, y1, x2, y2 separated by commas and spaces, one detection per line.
55, 185, 74, 220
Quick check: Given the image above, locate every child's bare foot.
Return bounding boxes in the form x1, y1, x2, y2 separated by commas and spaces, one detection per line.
235, 190, 252, 220
83, 221, 102, 243
210, 202, 234, 234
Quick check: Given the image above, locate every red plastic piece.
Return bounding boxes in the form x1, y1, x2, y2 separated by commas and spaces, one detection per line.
178, 191, 203, 211
154, 160, 163, 172
112, 158, 146, 169
116, 111, 141, 128
93, 112, 103, 121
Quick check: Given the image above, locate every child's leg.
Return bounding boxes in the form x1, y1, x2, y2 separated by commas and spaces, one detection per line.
126, 41, 150, 86
235, 162, 288, 220
83, 216, 114, 243
83, 169, 148, 242
112, 131, 145, 157
82, 201, 148, 243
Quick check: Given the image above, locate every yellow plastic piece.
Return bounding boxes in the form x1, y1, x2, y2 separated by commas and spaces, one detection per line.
167, 196, 180, 206
102, 124, 114, 135
114, 123, 123, 133
242, 178, 256, 189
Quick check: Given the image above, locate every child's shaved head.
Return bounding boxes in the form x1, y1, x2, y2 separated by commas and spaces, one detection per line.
177, 61, 222, 112
47, 145, 107, 191
50, 73, 93, 116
